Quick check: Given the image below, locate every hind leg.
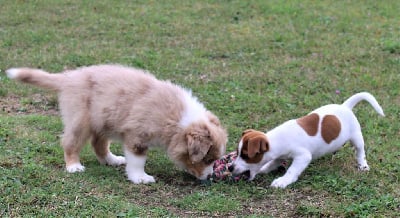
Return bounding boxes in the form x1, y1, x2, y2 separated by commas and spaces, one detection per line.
91, 134, 125, 166
62, 124, 91, 173
350, 131, 369, 171
59, 94, 93, 172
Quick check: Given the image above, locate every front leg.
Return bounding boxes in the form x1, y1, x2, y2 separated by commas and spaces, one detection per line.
259, 159, 283, 174
124, 146, 155, 184
271, 152, 312, 188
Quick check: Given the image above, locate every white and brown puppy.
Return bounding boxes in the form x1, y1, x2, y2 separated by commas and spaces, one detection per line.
5, 64, 227, 184
230, 92, 384, 188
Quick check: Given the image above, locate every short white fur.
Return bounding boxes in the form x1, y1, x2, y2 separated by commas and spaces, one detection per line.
98, 152, 126, 166
124, 148, 155, 184
66, 163, 85, 173
231, 92, 384, 188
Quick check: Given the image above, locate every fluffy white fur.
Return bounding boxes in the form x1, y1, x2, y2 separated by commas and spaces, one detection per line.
5, 68, 19, 79
231, 92, 384, 188
5, 65, 227, 184
124, 148, 155, 184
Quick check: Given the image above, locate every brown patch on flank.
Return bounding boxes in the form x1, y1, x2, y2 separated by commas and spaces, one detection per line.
321, 115, 341, 144
296, 113, 319, 136
127, 145, 148, 156
240, 130, 269, 164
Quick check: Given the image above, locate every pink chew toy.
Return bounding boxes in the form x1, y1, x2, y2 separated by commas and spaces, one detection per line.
208, 151, 288, 182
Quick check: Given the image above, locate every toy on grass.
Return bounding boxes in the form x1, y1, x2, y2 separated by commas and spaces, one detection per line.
207, 151, 288, 183
210, 151, 246, 182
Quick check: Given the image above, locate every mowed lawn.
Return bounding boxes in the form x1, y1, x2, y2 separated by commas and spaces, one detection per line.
0, 1, 399, 217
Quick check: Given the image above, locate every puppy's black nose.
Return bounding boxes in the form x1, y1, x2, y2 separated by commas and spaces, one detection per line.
228, 165, 234, 172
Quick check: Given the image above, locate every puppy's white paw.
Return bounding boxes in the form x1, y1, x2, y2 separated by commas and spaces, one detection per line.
271, 177, 291, 188
106, 153, 126, 166
127, 172, 156, 184
109, 155, 126, 166
98, 153, 126, 166
358, 164, 370, 171
66, 163, 85, 173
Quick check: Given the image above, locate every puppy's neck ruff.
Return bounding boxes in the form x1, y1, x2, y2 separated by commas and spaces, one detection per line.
179, 90, 208, 127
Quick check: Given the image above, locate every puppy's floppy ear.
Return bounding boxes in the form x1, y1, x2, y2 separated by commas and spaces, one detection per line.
242, 129, 256, 136
242, 131, 268, 159
186, 125, 212, 163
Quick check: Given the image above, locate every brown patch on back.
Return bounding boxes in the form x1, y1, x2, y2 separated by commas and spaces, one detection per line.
240, 130, 269, 164
296, 113, 320, 136
321, 115, 341, 144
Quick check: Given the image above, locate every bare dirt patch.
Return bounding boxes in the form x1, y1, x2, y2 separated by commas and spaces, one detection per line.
0, 94, 59, 116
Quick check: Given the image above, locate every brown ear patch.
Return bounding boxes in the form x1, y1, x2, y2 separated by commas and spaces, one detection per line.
321, 115, 341, 144
296, 113, 319, 136
186, 123, 214, 163
242, 129, 256, 136
240, 130, 269, 164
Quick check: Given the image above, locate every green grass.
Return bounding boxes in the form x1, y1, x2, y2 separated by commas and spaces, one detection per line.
1, 0, 399, 217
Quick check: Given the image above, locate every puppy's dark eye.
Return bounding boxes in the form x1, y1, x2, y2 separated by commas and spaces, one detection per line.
240, 154, 249, 160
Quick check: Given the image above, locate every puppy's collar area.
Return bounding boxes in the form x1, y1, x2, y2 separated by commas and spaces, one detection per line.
178, 92, 208, 128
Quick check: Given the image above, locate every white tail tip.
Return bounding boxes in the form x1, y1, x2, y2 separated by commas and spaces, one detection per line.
5, 68, 20, 79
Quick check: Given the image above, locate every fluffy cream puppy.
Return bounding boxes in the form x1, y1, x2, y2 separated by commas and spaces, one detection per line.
6, 64, 227, 184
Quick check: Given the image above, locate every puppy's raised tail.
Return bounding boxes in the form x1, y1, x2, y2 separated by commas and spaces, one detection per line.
5, 68, 64, 91
342, 92, 385, 116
